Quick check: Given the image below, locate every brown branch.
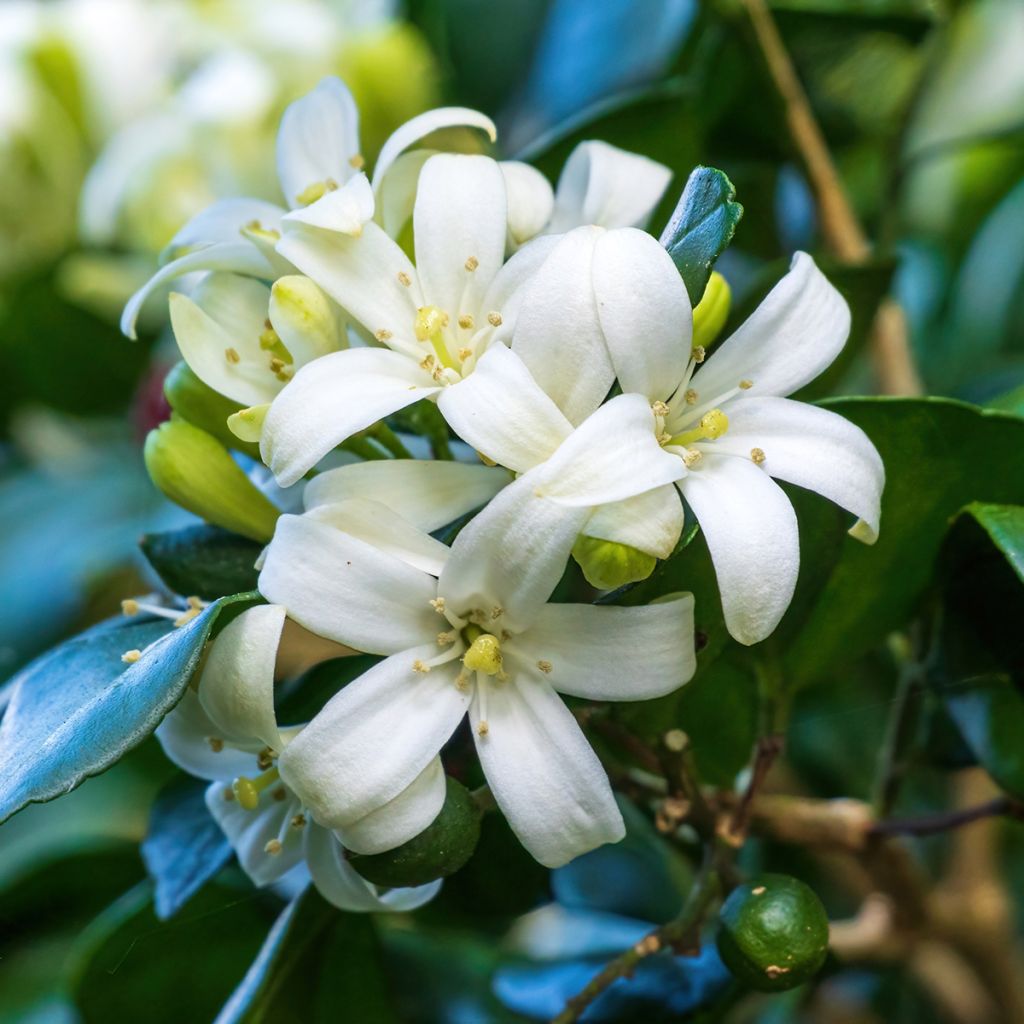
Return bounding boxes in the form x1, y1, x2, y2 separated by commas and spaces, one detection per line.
869, 796, 1016, 839
721, 733, 785, 845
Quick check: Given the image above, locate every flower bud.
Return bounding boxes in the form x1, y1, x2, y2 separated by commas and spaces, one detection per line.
144, 417, 280, 542
163, 361, 260, 459
572, 535, 657, 591
716, 874, 829, 992
348, 777, 481, 888
692, 271, 731, 350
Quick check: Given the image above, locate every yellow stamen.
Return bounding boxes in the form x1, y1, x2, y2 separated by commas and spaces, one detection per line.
121, 649, 142, 664
121, 599, 140, 616
458, 314, 474, 330
487, 311, 502, 327
464, 256, 479, 272
751, 447, 766, 465
397, 271, 412, 287
414, 306, 457, 369
375, 328, 393, 341
739, 379, 753, 390
232, 767, 280, 811
225, 347, 241, 364
537, 660, 552, 674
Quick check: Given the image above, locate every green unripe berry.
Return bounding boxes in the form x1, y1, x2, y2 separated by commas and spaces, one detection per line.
716, 874, 829, 992
348, 777, 481, 888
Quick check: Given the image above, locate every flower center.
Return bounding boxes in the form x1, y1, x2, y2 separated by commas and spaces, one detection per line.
461, 626, 503, 676
666, 407, 729, 447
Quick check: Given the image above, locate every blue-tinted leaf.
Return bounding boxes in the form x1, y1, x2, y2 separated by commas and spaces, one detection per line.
660, 166, 744, 303
142, 777, 231, 920
0, 592, 258, 824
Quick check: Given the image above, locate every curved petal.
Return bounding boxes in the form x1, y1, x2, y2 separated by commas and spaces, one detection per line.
372, 106, 497, 190
470, 672, 624, 868
280, 174, 374, 236
305, 498, 451, 577
513, 595, 696, 701
592, 227, 692, 401
276, 220, 421, 346
692, 252, 850, 401
679, 455, 799, 645
259, 347, 440, 487
159, 197, 285, 262
303, 459, 510, 531
276, 77, 360, 208
439, 472, 590, 632
278, 646, 469, 829
155, 690, 253, 782
480, 233, 561, 337
258, 513, 439, 655
532, 394, 685, 507
169, 275, 279, 407
197, 604, 286, 754
437, 344, 572, 473
711, 397, 884, 542
501, 160, 555, 248
335, 757, 447, 856
304, 825, 441, 912
268, 275, 341, 367
376, 148, 432, 238
205, 781, 304, 886
414, 154, 508, 315
509, 226, 613, 425
582, 484, 684, 559
548, 140, 672, 233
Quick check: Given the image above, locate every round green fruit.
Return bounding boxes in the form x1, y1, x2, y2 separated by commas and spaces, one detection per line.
348, 777, 481, 888
716, 874, 829, 992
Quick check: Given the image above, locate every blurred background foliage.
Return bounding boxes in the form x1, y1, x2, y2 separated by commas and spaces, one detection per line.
3, 0, 1024, 1021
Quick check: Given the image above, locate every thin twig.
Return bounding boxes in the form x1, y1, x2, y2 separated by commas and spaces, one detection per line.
870, 797, 1017, 839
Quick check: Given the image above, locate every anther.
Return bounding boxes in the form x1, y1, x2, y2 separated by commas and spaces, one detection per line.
692, 345, 706, 363
207, 737, 224, 753
121, 598, 139, 616
437, 631, 456, 646
685, 389, 697, 405
430, 597, 446, 613
750, 447, 766, 465
349, 153, 365, 169
537, 660, 552, 674
739, 379, 753, 390
375, 329, 392, 341
683, 448, 702, 467
264, 839, 283, 856
464, 256, 479, 272
291, 813, 307, 829
225, 347, 241, 364
477, 720, 490, 737
121, 649, 141, 664
458, 347, 472, 360
412, 659, 430, 674
397, 271, 412, 287
651, 401, 669, 417
269, 357, 286, 373
458, 314, 474, 330
486, 311, 502, 327
491, 605, 503, 620
256, 748, 274, 771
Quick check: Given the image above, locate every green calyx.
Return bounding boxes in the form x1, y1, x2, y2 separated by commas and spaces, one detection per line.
572, 535, 657, 591
348, 777, 482, 888
716, 874, 830, 992
163, 361, 260, 460
144, 417, 280, 543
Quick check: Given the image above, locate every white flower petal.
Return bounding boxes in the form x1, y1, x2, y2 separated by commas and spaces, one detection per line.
276, 220, 421, 344
692, 252, 850, 401
711, 396, 884, 543
335, 756, 447, 855
480, 233, 561, 335
513, 595, 695, 701
679, 455, 799, 645
532, 393, 685, 507
276, 77, 360, 208
501, 160, 555, 248
376, 149, 433, 238
268, 275, 342, 368
304, 825, 441, 912
205, 781, 304, 886
303, 459, 510, 532
372, 107, 497, 191
159, 197, 285, 262
305, 498, 451, 576
437, 344, 572, 473
280, 173, 375, 235
197, 605, 286, 754
258, 513, 439, 654
438, 472, 590, 632
470, 672, 624, 868
582, 484, 684, 559
509, 226, 613, 425
592, 228, 692, 401
548, 140, 672, 233
414, 154, 508, 316
155, 690, 254, 782
169, 275, 279, 407
278, 647, 469, 829
259, 347, 440, 487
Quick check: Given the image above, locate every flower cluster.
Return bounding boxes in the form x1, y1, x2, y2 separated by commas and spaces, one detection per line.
137, 77, 884, 911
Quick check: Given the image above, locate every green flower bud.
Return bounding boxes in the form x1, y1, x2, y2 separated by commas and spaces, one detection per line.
572, 535, 657, 591
163, 361, 260, 459
349, 777, 481, 888
144, 417, 280, 543
692, 271, 731, 351
716, 874, 830, 992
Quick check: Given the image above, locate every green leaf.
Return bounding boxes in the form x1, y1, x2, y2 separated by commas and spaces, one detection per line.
141, 777, 232, 920
216, 886, 398, 1024
68, 882, 275, 1024
0, 592, 259, 824
659, 166, 743, 304
140, 525, 263, 600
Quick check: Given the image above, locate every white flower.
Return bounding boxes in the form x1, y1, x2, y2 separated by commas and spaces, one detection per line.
121, 75, 497, 337
258, 478, 697, 868
501, 139, 673, 249
446, 252, 886, 645
156, 603, 442, 911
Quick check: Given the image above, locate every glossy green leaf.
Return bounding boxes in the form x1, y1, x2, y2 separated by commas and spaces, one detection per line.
140, 525, 263, 600
141, 777, 232, 920
216, 886, 397, 1024
0, 592, 259, 824
660, 166, 743, 304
